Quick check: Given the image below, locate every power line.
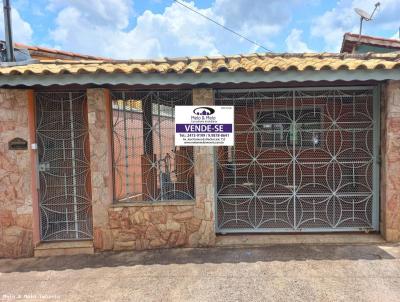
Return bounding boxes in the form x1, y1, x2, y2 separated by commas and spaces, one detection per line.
173, 0, 272, 53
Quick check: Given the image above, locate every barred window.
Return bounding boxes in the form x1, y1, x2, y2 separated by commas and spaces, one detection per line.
256, 108, 322, 148
111, 90, 195, 203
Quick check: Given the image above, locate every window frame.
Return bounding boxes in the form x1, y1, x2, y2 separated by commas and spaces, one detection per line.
110, 90, 195, 204
254, 105, 325, 150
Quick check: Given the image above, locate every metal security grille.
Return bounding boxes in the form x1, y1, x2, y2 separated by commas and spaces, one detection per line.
111, 90, 195, 202
215, 87, 379, 233
36, 92, 92, 241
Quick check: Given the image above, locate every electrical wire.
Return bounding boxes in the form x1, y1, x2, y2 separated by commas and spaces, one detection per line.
173, 0, 272, 52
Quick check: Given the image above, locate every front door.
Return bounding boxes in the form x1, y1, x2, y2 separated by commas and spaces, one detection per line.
215, 87, 379, 233
36, 91, 92, 241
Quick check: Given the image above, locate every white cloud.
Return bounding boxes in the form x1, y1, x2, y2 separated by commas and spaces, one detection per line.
50, 1, 220, 59
312, 0, 400, 51
48, 0, 133, 29
48, 0, 295, 59
285, 29, 313, 53
0, 8, 33, 43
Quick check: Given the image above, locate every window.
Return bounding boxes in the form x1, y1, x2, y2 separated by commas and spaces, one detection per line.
256, 108, 322, 148
111, 90, 195, 203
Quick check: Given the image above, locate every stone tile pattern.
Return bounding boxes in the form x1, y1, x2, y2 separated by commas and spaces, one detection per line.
382, 81, 400, 241
87, 89, 114, 250
0, 89, 33, 257
106, 88, 216, 250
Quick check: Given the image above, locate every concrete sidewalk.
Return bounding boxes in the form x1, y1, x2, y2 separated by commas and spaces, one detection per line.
1, 243, 400, 302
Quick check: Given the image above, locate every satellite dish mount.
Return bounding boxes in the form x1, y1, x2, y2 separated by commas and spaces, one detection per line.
355, 2, 380, 38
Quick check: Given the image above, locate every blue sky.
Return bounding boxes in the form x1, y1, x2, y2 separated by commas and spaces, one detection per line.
3, 0, 400, 59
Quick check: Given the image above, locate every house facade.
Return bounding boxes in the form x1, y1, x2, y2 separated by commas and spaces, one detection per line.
1, 52, 400, 257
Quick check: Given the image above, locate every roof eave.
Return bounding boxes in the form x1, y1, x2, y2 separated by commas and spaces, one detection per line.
1, 69, 399, 87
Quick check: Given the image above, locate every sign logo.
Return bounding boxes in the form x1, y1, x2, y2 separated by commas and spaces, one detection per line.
193, 107, 215, 116
175, 106, 234, 146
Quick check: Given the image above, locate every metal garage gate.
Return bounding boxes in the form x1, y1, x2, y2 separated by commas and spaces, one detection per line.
215, 87, 379, 233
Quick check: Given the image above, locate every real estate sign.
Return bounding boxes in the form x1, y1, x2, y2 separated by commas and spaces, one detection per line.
175, 106, 234, 146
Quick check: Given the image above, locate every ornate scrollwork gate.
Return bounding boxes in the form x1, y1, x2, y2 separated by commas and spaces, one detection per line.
215, 87, 379, 233
36, 92, 92, 241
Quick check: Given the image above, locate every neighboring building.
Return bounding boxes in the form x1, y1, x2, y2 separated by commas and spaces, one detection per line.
1, 49, 400, 258
341, 33, 400, 54
0, 41, 108, 61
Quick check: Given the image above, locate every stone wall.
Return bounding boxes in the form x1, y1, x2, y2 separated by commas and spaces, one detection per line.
8, 83, 400, 257
382, 81, 400, 241
0, 89, 33, 257
98, 88, 216, 251
109, 203, 207, 250
87, 89, 114, 251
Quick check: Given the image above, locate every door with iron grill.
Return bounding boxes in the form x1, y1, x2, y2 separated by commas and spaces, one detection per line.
215, 88, 379, 233
36, 92, 92, 241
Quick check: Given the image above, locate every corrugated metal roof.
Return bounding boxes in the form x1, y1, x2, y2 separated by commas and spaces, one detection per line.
1, 52, 399, 76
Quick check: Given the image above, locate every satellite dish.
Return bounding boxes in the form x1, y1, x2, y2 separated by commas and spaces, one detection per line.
354, 2, 380, 37
354, 8, 372, 21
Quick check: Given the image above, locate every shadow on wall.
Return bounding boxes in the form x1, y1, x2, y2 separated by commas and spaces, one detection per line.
0, 244, 397, 273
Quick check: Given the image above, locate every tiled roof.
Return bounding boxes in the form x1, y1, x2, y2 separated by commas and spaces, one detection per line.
1, 52, 400, 76
341, 33, 400, 53
13, 42, 110, 61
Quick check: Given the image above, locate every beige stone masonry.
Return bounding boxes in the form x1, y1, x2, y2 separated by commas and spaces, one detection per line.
105, 88, 216, 251
382, 80, 400, 241
87, 88, 114, 250
191, 88, 216, 246
5, 83, 400, 258
0, 89, 33, 257
34, 240, 94, 257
